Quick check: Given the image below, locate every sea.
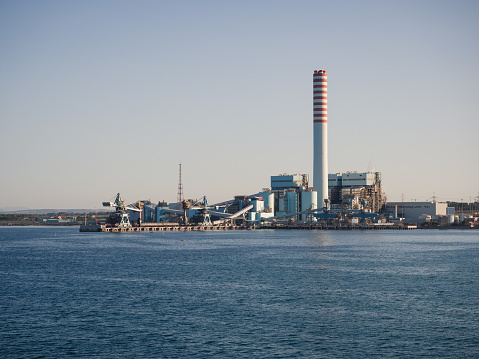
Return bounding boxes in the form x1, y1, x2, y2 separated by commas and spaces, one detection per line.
1, 227, 478, 358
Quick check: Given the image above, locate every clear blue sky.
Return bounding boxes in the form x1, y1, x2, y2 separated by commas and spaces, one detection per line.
1, 0, 478, 209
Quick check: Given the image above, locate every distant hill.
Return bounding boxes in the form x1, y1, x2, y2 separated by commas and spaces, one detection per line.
0, 208, 113, 215
0, 207, 30, 213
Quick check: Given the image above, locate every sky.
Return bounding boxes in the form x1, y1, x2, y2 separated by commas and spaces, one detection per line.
1, 0, 478, 209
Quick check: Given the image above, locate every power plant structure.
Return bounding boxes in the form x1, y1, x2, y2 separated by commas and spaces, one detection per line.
328, 172, 384, 213
258, 70, 385, 223
82, 68, 420, 233
313, 70, 329, 210
267, 174, 317, 221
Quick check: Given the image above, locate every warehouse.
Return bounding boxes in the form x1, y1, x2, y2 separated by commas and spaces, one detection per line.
385, 202, 447, 223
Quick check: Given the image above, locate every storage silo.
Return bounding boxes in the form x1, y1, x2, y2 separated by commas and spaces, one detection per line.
276, 197, 288, 218
278, 197, 288, 212
259, 192, 274, 213
250, 199, 264, 212
287, 191, 299, 216
301, 190, 318, 220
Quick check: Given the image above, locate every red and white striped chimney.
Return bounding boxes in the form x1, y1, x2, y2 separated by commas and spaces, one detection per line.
313, 70, 328, 208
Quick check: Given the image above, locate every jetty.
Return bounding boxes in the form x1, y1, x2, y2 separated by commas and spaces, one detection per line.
80, 222, 416, 232
80, 223, 249, 232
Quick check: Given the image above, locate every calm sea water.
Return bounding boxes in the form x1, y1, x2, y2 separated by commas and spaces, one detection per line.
1, 227, 478, 358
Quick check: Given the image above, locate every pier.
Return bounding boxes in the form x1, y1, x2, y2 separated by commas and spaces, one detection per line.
80, 223, 250, 232
80, 223, 417, 232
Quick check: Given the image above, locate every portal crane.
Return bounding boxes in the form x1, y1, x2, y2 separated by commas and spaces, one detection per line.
103, 193, 141, 228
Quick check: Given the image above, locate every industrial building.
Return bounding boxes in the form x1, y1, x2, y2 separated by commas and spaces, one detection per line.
99, 69, 393, 230
151, 69, 383, 225
266, 174, 317, 221
385, 201, 448, 223
311, 70, 385, 217
271, 174, 309, 190
260, 170, 384, 222
329, 172, 384, 213
83, 68, 479, 232
222, 195, 274, 225
253, 70, 385, 224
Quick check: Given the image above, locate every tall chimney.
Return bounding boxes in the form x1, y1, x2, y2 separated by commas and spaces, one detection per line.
313, 70, 328, 208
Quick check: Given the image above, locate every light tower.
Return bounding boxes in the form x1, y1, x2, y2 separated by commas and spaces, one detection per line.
313, 70, 328, 209
177, 163, 184, 206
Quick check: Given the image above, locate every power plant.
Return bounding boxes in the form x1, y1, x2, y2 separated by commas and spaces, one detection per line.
81, 69, 450, 232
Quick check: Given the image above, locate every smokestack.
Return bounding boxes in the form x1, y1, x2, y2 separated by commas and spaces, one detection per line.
313, 70, 328, 208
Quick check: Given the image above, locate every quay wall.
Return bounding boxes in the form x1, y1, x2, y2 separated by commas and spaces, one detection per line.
80, 224, 249, 232
80, 223, 416, 232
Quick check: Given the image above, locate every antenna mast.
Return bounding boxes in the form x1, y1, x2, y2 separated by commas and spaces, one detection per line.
177, 163, 184, 205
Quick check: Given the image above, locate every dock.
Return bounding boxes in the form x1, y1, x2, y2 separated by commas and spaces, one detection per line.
80, 223, 250, 232
80, 223, 417, 232
263, 223, 418, 230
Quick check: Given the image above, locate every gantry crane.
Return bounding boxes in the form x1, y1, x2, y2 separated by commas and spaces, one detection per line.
103, 193, 141, 228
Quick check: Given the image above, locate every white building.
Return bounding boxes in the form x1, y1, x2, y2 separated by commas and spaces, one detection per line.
385, 202, 447, 222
